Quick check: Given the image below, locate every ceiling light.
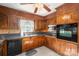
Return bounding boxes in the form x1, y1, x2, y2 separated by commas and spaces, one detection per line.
34, 3, 43, 9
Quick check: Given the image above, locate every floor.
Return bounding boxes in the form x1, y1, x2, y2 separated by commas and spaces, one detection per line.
17, 46, 60, 56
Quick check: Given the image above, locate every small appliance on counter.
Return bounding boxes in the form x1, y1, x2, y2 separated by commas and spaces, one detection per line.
48, 25, 57, 36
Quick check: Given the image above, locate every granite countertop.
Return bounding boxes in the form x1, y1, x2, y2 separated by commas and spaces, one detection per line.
0, 32, 56, 45
0, 32, 77, 45
0, 32, 56, 40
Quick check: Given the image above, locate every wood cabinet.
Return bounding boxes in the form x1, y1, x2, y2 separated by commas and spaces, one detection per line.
45, 36, 77, 56
31, 37, 39, 48
55, 39, 61, 53
30, 36, 45, 48
22, 36, 45, 52
45, 36, 56, 50
47, 18, 56, 25
0, 13, 20, 34
8, 15, 20, 33
0, 13, 8, 29
59, 40, 66, 55
56, 4, 79, 24
0, 45, 3, 56
22, 37, 31, 52
51, 38, 57, 51
64, 42, 77, 56
46, 37, 52, 48
0, 13, 8, 34
56, 11, 79, 24
0, 40, 7, 56
35, 20, 48, 32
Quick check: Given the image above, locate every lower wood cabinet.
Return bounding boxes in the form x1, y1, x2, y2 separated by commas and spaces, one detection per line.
31, 37, 39, 48
64, 42, 77, 56
45, 36, 77, 56
0, 46, 3, 56
0, 40, 7, 56
22, 37, 31, 52
22, 36, 45, 52
0, 36, 77, 56
46, 38, 52, 48
59, 40, 66, 55
45, 36, 57, 51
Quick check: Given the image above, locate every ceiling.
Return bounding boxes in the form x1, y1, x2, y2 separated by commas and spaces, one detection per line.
0, 3, 63, 16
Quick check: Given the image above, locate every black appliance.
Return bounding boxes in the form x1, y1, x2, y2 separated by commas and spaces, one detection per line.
56, 23, 77, 42
7, 39, 22, 56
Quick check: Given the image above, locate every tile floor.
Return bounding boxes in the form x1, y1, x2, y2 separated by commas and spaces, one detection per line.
17, 46, 60, 56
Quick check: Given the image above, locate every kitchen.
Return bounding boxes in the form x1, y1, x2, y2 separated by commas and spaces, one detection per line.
0, 3, 78, 56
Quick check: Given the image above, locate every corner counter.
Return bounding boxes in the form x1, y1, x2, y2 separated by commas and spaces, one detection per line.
0, 32, 78, 56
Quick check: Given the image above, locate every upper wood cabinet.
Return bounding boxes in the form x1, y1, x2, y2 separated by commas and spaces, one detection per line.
0, 13, 20, 34
47, 18, 56, 25
56, 3, 79, 24
8, 15, 20, 33
35, 20, 47, 32
0, 13, 8, 29
8, 15, 19, 29
0, 13, 9, 34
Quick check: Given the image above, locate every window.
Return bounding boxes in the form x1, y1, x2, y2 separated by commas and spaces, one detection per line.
20, 20, 34, 36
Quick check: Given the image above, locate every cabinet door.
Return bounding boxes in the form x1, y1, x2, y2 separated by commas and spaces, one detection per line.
0, 13, 8, 29
47, 17, 56, 25
0, 13, 8, 34
57, 9, 78, 24
22, 37, 31, 52
2, 41, 7, 56
60, 40, 66, 55
31, 37, 39, 48
8, 15, 20, 33
65, 42, 77, 56
35, 20, 47, 32
51, 38, 56, 50
46, 37, 52, 48
68, 43, 77, 56
37, 36, 44, 47
31, 36, 45, 49
55, 39, 61, 53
